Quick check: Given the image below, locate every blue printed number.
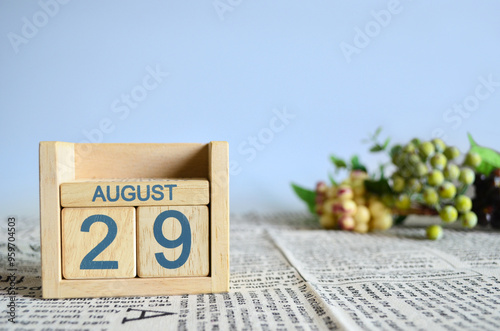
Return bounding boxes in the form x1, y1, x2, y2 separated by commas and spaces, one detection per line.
80, 215, 118, 270
153, 210, 191, 269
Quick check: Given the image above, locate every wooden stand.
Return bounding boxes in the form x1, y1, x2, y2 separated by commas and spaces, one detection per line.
39, 142, 229, 299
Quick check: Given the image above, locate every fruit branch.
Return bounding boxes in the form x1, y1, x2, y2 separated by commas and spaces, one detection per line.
292, 129, 500, 239
391, 206, 438, 216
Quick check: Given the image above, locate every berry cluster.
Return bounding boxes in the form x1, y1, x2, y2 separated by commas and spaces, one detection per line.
473, 169, 500, 228
389, 138, 481, 234
293, 130, 498, 240
316, 171, 392, 233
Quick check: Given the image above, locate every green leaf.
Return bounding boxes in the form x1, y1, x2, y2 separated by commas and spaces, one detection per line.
379, 163, 386, 180
369, 137, 391, 153
291, 183, 316, 214
373, 126, 382, 139
382, 137, 391, 149
328, 173, 337, 186
369, 144, 384, 152
351, 155, 359, 167
364, 178, 392, 195
468, 132, 478, 147
470, 145, 500, 169
350, 155, 367, 172
476, 162, 495, 176
468, 133, 500, 176
330, 155, 347, 170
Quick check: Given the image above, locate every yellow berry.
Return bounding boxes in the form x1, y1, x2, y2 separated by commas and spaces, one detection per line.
371, 213, 393, 230
320, 214, 336, 229
354, 205, 371, 224
369, 200, 388, 218
338, 215, 355, 231
352, 184, 366, 197
354, 222, 369, 233
326, 186, 337, 198
350, 170, 368, 181
322, 199, 335, 215
337, 185, 354, 200
333, 200, 357, 216
354, 196, 367, 206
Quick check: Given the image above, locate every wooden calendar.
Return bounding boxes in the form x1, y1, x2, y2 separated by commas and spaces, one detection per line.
39, 141, 229, 299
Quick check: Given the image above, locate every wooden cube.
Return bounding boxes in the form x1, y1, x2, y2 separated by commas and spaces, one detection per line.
62, 207, 136, 279
137, 206, 209, 277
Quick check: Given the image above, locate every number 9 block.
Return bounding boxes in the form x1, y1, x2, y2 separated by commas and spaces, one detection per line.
137, 206, 209, 278
39, 141, 229, 298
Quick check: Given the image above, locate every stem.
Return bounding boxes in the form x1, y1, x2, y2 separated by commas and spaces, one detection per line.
392, 205, 439, 216
458, 184, 469, 196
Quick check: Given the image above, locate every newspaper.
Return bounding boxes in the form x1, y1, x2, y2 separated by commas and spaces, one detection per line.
1, 213, 500, 330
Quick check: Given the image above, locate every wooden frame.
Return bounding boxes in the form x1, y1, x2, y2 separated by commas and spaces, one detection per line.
39, 141, 229, 299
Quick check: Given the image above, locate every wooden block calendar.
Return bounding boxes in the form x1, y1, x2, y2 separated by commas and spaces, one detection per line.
39, 142, 229, 299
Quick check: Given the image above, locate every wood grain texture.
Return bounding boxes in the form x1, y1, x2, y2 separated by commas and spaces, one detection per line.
208, 141, 230, 292
74, 143, 208, 180
40, 141, 229, 298
60, 179, 209, 207
56, 277, 212, 299
62, 207, 136, 279
137, 206, 209, 277
39, 141, 75, 298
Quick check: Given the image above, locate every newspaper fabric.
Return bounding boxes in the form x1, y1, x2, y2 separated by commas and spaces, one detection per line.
1, 213, 500, 330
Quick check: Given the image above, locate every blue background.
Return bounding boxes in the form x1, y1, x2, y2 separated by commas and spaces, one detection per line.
1, 0, 500, 221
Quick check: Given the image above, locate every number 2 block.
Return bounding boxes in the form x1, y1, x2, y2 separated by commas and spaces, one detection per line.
61, 207, 136, 279
137, 206, 209, 278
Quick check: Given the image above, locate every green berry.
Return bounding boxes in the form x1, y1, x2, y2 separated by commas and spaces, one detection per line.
459, 168, 475, 185
426, 224, 443, 240
406, 178, 422, 193
395, 194, 411, 210
464, 152, 482, 168
455, 195, 472, 213
408, 154, 421, 165
403, 143, 416, 153
393, 153, 405, 167
419, 141, 435, 159
411, 138, 421, 147
400, 167, 413, 178
444, 146, 460, 160
391, 147, 403, 165
430, 153, 447, 170
439, 205, 458, 223
413, 162, 429, 177
432, 138, 446, 153
392, 175, 405, 193
461, 211, 478, 228
443, 164, 460, 181
427, 169, 445, 186
423, 187, 439, 205
438, 181, 457, 199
